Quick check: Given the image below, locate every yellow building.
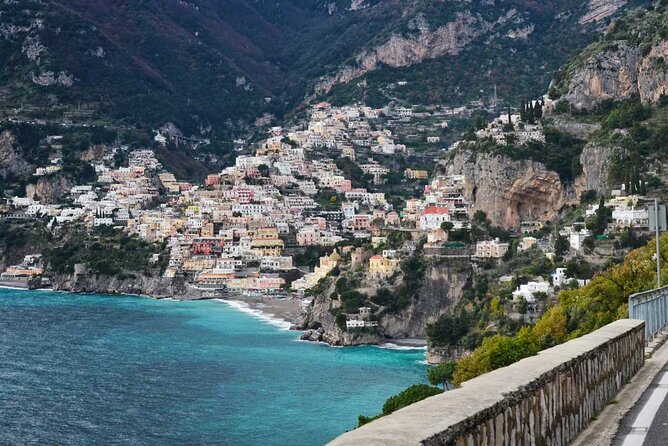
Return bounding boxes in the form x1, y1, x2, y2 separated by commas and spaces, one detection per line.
182, 256, 217, 273
368, 255, 400, 278
185, 205, 200, 216
405, 169, 429, 180
250, 238, 284, 257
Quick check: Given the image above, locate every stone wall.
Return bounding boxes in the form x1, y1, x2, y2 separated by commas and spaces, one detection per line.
329, 319, 645, 446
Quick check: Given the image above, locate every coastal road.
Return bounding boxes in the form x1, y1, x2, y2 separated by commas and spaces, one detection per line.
614, 364, 668, 446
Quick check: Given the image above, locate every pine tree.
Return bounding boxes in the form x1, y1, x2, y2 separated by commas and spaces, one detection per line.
535, 100, 543, 120
593, 196, 609, 235
528, 101, 535, 124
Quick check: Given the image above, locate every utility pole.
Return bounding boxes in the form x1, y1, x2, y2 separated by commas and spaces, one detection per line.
656, 198, 661, 288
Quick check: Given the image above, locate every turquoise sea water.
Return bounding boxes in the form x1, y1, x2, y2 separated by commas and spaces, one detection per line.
0, 288, 427, 445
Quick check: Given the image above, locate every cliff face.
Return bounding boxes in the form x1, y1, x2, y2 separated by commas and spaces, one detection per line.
444, 152, 575, 228
381, 261, 470, 339
579, 0, 628, 25
297, 260, 471, 346
574, 142, 615, 196
52, 265, 203, 299
315, 12, 498, 94
560, 7, 668, 108
25, 174, 73, 204
0, 131, 32, 178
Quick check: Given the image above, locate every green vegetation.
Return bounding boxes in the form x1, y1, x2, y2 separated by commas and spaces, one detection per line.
427, 361, 457, 390
452, 234, 668, 385
335, 158, 370, 189
459, 126, 586, 183
358, 384, 443, 427
550, 3, 668, 100
325, 0, 623, 109
427, 312, 470, 347
376, 248, 428, 313
45, 227, 164, 277
453, 327, 539, 385
294, 246, 331, 269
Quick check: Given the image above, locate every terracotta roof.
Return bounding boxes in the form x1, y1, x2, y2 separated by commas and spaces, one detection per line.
423, 206, 449, 214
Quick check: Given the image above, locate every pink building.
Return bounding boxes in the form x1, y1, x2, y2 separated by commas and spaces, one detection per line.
297, 226, 320, 246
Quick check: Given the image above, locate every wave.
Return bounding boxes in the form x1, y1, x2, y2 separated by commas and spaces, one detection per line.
215, 299, 292, 331
377, 343, 428, 351
293, 338, 344, 348
0, 285, 30, 291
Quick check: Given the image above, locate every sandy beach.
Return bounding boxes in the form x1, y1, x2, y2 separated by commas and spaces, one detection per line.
215, 295, 304, 329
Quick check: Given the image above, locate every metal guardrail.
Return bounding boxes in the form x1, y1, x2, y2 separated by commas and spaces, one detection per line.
628, 285, 668, 343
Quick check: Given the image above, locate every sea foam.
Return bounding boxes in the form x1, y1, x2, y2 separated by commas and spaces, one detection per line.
377, 343, 428, 351
215, 299, 292, 331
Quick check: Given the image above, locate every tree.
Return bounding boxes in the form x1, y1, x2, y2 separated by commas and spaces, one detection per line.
473, 210, 488, 224
591, 196, 610, 235
583, 235, 596, 253
427, 312, 469, 346
358, 384, 442, 427
534, 99, 543, 120
440, 221, 454, 232
427, 361, 457, 390
381, 384, 442, 416
554, 234, 569, 257
453, 327, 539, 385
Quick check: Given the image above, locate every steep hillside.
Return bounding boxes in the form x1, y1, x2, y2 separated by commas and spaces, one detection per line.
315, 0, 651, 107
440, 2, 668, 228
0, 0, 649, 138
550, 1, 668, 108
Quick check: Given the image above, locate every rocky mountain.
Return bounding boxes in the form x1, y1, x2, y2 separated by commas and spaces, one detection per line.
551, 3, 668, 108
440, 2, 668, 228
0, 0, 649, 138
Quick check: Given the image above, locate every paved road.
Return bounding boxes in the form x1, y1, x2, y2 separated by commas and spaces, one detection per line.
614, 364, 668, 446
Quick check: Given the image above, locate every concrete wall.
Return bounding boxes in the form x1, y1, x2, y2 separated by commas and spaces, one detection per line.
329, 319, 645, 446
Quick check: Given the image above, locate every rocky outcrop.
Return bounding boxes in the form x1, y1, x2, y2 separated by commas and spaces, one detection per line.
315, 10, 518, 94
443, 151, 575, 228
426, 345, 466, 365
26, 174, 73, 204
381, 261, 470, 339
638, 40, 668, 103
0, 131, 32, 178
562, 39, 668, 108
300, 327, 325, 342
296, 260, 471, 346
573, 142, 615, 196
296, 294, 385, 346
52, 265, 204, 299
579, 0, 627, 25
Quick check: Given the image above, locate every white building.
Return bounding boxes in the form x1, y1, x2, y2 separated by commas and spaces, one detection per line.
418, 206, 450, 230
612, 206, 649, 228
552, 268, 588, 288
512, 281, 550, 303
569, 227, 592, 252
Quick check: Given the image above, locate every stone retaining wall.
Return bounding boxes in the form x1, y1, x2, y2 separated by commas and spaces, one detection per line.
329, 319, 645, 446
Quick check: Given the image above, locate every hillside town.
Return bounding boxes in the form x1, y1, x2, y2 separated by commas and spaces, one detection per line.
0, 101, 662, 331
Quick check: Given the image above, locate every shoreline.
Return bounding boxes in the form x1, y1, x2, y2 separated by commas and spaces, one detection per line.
0, 287, 433, 350
213, 295, 303, 331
